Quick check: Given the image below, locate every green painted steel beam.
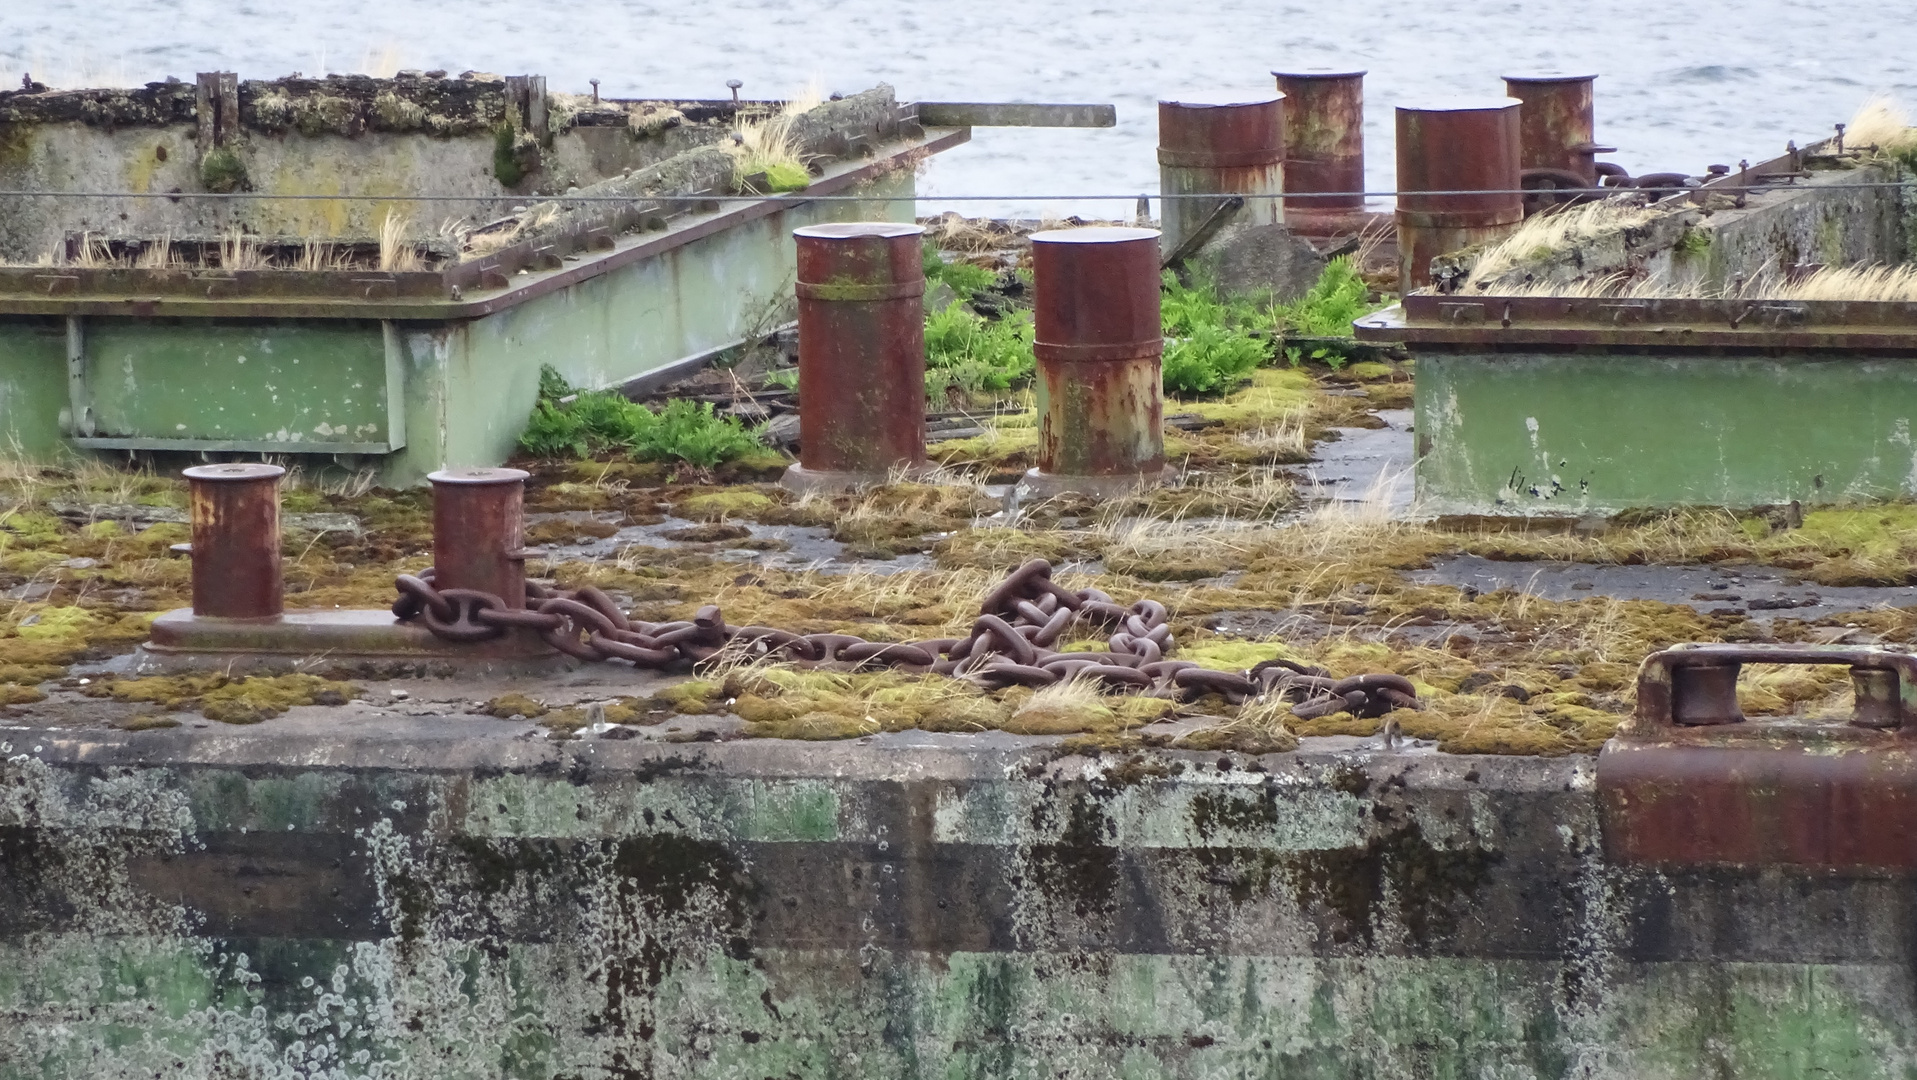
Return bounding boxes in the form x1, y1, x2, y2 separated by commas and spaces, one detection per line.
1414, 348, 1917, 514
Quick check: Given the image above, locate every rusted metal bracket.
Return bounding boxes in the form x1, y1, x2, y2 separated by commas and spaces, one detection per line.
1600, 644, 1917, 870
194, 72, 240, 150
1159, 195, 1243, 269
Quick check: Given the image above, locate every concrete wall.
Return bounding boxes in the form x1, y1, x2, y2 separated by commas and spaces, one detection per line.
0, 77, 734, 259
3, 718, 1913, 1078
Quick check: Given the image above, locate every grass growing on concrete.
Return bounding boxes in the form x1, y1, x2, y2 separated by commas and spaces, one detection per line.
726, 87, 821, 193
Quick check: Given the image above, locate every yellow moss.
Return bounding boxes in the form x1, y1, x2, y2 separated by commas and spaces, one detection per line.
1173, 725, 1297, 754
745, 709, 879, 740
0, 638, 84, 666
0, 662, 63, 684
480, 692, 549, 719
84, 673, 355, 724
655, 680, 721, 714
14, 605, 100, 642
680, 490, 778, 520
1175, 639, 1302, 671
0, 683, 46, 705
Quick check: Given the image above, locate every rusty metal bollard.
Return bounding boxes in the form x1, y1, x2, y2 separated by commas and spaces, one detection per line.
1503, 72, 1609, 189
782, 221, 928, 494
1395, 98, 1524, 289
1024, 227, 1166, 497
428, 468, 530, 606
183, 463, 285, 620
1157, 95, 1284, 263
1272, 68, 1367, 227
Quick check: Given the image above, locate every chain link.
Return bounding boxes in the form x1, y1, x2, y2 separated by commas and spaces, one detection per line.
393, 560, 1421, 720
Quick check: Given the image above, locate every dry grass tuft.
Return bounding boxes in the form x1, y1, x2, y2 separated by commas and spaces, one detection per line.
1462, 200, 1660, 289
1845, 94, 1916, 152
726, 84, 822, 190
219, 229, 269, 271
377, 211, 421, 273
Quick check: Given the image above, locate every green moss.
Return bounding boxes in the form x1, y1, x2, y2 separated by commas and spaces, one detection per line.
83, 673, 356, 724
0, 684, 45, 705
763, 161, 810, 192
680, 490, 777, 521
479, 692, 548, 719
198, 146, 248, 193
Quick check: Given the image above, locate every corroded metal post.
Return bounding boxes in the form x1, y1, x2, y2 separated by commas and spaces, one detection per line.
1273, 68, 1366, 227
782, 221, 928, 493
1503, 73, 1605, 187
183, 463, 284, 620
428, 468, 529, 606
1157, 95, 1284, 262
1025, 227, 1166, 497
1395, 98, 1524, 289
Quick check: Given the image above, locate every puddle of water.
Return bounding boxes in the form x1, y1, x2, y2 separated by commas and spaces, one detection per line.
1412, 555, 1913, 622
1302, 409, 1415, 514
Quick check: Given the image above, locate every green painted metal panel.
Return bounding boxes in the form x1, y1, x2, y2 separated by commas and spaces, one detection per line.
0, 317, 71, 456
1415, 350, 1917, 514
77, 318, 396, 453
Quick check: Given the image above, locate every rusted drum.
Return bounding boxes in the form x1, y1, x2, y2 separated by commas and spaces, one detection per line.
1503, 73, 1604, 186
1273, 68, 1366, 223
1025, 227, 1166, 497
183, 463, 284, 620
428, 468, 530, 607
1157, 95, 1284, 261
782, 221, 928, 493
1395, 97, 1524, 288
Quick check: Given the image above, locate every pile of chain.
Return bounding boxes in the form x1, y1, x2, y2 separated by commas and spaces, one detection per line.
394, 558, 1419, 719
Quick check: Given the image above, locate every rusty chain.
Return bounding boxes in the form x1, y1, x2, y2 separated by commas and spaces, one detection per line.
393, 559, 1420, 719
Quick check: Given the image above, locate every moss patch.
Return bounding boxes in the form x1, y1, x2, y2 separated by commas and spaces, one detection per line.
82, 674, 356, 724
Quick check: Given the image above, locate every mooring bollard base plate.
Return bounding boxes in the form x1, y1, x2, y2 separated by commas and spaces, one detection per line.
136, 608, 575, 675
1018, 467, 1167, 500
780, 462, 934, 495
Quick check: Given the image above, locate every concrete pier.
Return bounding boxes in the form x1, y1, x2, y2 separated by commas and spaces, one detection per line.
3, 718, 1912, 1078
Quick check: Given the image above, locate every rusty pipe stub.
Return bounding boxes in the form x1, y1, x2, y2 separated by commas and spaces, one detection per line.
428, 468, 531, 607
1025, 226, 1166, 497
1157, 95, 1284, 260
1504, 72, 1603, 185
1395, 97, 1524, 288
783, 221, 929, 494
1273, 68, 1366, 215
183, 463, 285, 620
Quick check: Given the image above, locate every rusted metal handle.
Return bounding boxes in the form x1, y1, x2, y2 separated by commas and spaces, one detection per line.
1636, 644, 1917, 731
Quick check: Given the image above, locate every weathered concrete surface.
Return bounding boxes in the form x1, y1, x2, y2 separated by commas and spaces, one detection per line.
3, 715, 1913, 1078
0, 75, 735, 259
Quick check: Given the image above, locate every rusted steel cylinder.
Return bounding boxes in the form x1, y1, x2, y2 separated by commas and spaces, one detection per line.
1395, 98, 1524, 288
1503, 73, 1602, 185
1272, 68, 1366, 216
1026, 227, 1165, 496
1157, 95, 1284, 261
782, 221, 928, 493
183, 463, 285, 620
428, 468, 530, 607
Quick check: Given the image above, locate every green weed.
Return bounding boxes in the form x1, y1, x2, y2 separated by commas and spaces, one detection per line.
518, 393, 762, 467
924, 301, 1034, 401
1163, 324, 1269, 397
923, 247, 998, 298
1270, 257, 1374, 337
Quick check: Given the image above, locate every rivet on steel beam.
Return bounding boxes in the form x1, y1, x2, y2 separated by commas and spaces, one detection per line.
782, 222, 929, 494
182, 463, 285, 620
1395, 97, 1524, 289
1272, 68, 1367, 226
427, 468, 532, 607
1503, 72, 1611, 196
1157, 94, 1284, 262
1023, 226, 1166, 497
